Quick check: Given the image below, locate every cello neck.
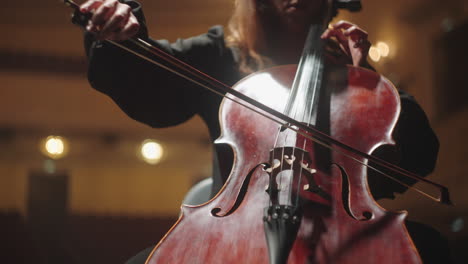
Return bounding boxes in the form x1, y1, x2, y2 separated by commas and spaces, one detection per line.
284, 23, 327, 126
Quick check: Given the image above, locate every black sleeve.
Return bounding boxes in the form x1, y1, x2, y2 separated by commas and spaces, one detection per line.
84, 0, 228, 128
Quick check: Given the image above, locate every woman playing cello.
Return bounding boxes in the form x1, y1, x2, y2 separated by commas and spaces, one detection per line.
76, 0, 450, 263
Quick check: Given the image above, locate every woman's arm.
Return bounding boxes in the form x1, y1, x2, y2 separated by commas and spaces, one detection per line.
82, 0, 229, 128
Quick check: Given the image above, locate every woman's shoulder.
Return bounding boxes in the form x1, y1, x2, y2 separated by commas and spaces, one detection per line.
160, 26, 240, 85
177, 26, 235, 63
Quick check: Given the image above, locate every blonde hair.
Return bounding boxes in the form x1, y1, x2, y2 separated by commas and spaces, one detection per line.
226, 0, 336, 74
226, 0, 272, 74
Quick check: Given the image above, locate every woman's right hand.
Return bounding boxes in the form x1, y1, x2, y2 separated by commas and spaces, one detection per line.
80, 0, 140, 41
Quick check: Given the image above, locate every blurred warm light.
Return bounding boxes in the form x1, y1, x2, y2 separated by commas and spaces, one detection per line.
140, 139, 164, 165
40, 136, 69, 159
376, 42, 390, 57
369, 46, 381, 62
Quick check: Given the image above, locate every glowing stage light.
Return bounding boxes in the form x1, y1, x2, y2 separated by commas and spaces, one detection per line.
369, 46, 381, 62
41, 136, 69, 159
376, 42, 390, 57
140, 139, 164, 165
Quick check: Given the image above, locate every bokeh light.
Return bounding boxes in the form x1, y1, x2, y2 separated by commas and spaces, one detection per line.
40, 136, 69, 160
369, 46, 381, 62
376, 41, 390, 57
140, 139, 164, 165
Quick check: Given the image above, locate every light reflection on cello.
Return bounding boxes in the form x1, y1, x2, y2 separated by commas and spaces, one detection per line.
64, 0, 452, 263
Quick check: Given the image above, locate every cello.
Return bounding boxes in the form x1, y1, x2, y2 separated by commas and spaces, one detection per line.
64, 0, 451, 263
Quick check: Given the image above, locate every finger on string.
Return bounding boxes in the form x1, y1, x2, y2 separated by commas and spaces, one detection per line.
322, 28, 351, 57
324, 40, 352, 65
80, 0, 103, 13
324, 38, 346, 57
325, 38, 342, 50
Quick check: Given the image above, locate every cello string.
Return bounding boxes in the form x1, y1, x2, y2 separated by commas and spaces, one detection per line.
287, 23, 327, 207
294, 46, 324, 207
289, 58, 309, 207
286, 25, 320, 207
290, 66, 309, 207
284, 69, 307, 206
275, 130, 283, 206
276, 134, 286, 205
297, 48, 319, 207
270, 126, 285, 206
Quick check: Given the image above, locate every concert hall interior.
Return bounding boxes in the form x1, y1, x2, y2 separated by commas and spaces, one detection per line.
1, 0, 467, 263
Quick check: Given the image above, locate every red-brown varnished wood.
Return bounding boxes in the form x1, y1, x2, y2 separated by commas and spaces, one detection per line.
146, 65, 422, 264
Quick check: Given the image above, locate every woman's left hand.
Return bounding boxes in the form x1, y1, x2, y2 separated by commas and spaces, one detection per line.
321, 20, 372, 68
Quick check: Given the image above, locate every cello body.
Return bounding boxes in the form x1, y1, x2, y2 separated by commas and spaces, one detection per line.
146, 64, 422, 264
